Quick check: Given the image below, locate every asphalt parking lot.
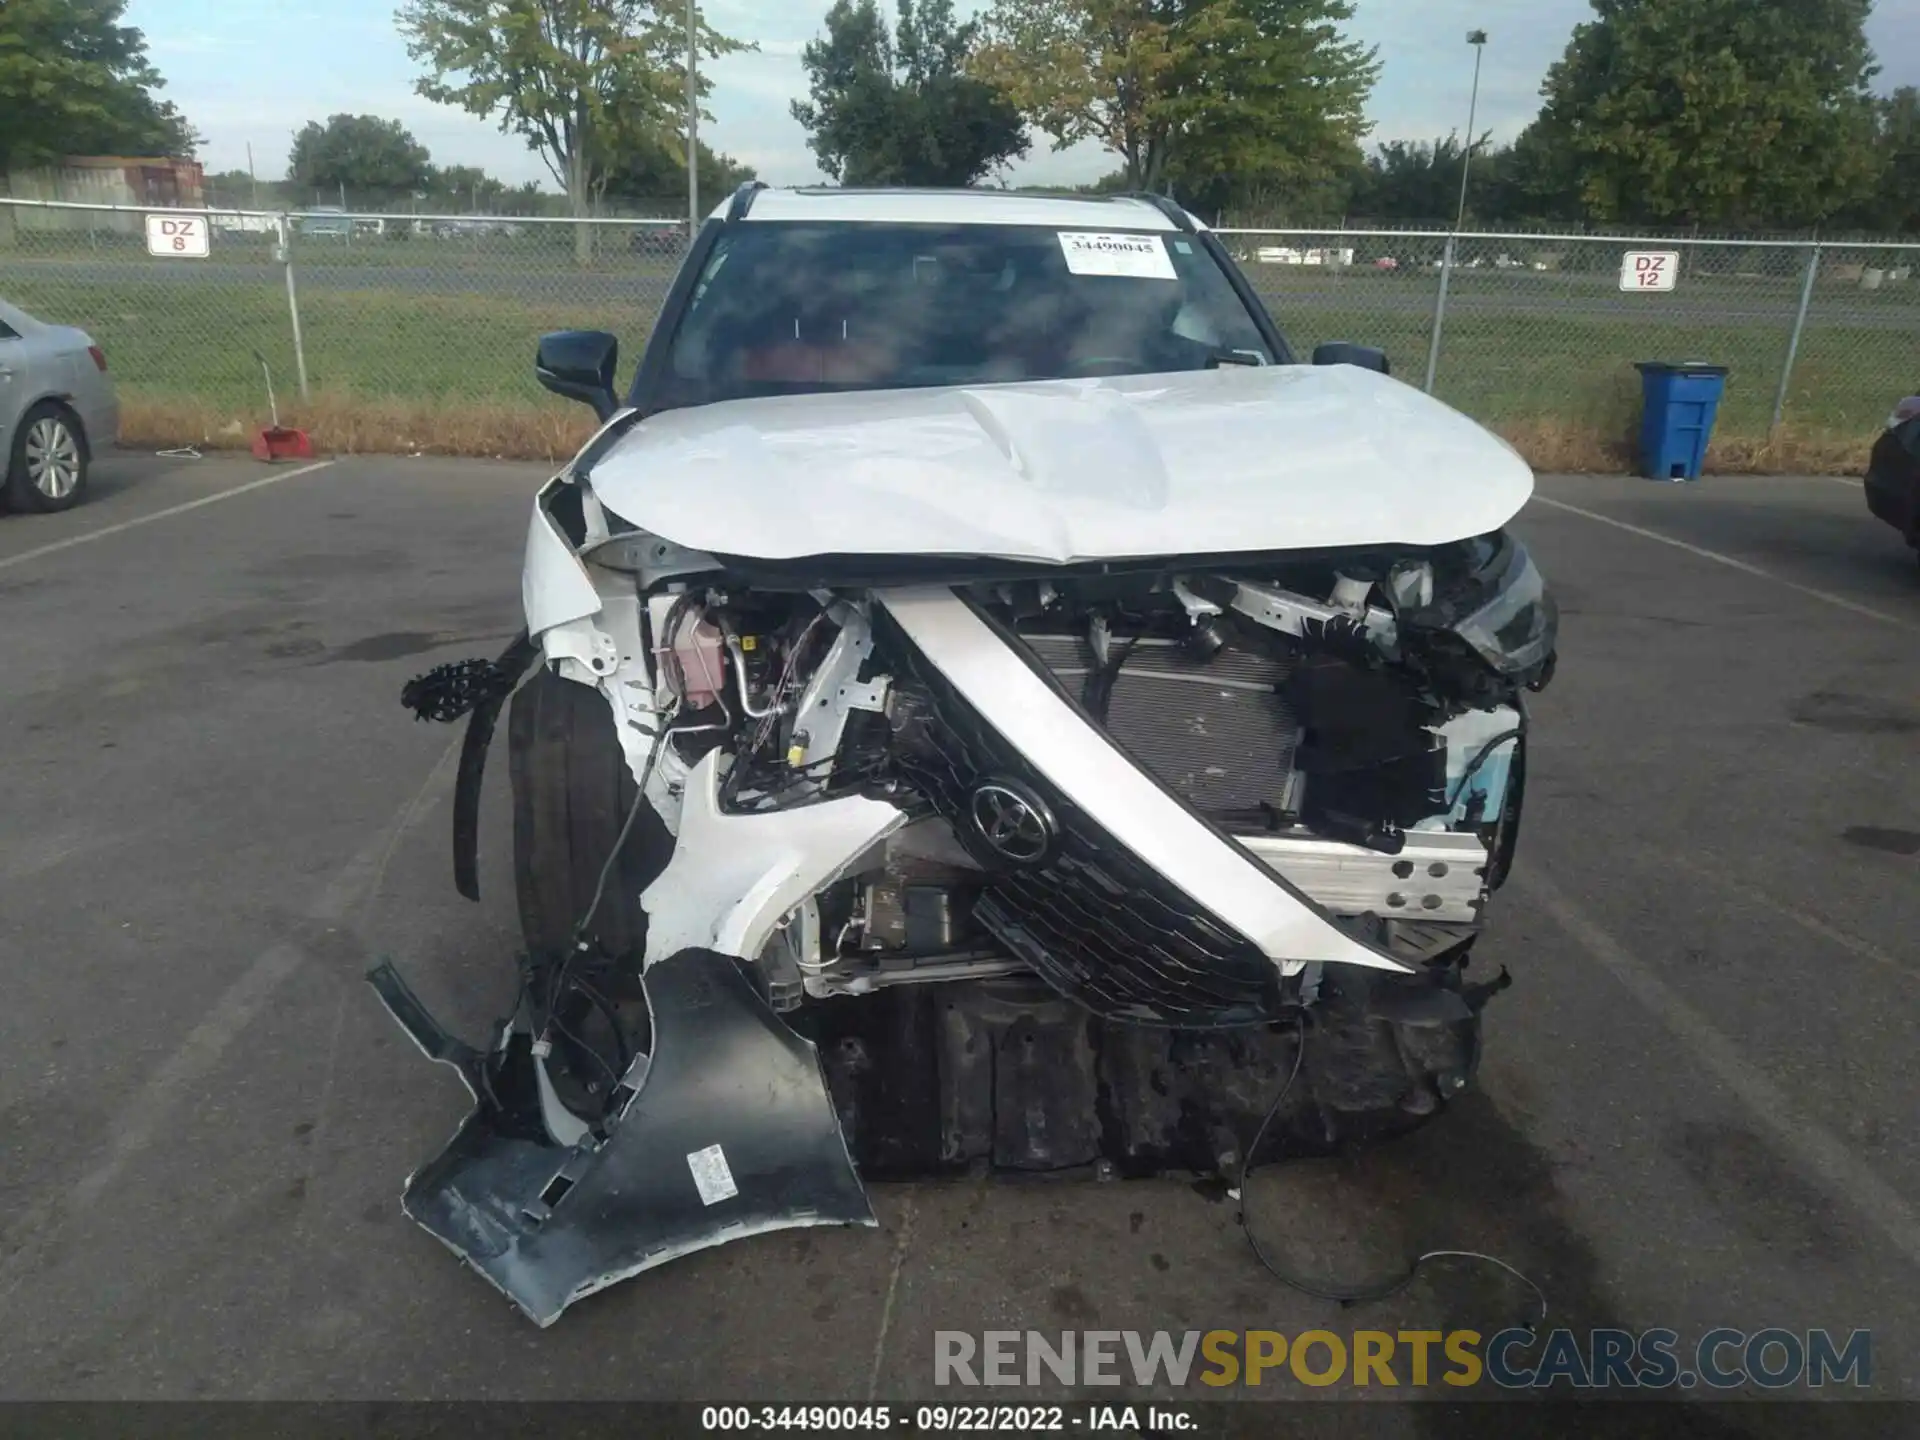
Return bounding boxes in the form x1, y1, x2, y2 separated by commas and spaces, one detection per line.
2, 451, 1917, 1429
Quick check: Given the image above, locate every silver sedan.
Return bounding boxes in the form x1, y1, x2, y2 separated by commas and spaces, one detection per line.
1, 297, 120, 514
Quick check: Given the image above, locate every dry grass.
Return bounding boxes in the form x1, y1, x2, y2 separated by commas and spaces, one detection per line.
1696, 429, 1875, 476
1497, 417, 1872, 476
120, 391, 598, 465
122, 391, 1874, 477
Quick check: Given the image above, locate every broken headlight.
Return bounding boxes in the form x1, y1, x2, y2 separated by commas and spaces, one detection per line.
1403, 531, 1558, 691
1452, 535, 1557, 677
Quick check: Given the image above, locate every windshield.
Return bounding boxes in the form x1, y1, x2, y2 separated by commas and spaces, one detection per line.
653, 221, 1277, 409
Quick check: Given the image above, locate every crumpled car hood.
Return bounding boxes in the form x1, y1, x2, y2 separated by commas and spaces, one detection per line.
587, 364, 1534, 564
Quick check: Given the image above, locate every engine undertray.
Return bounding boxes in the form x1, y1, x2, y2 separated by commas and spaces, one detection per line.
800, 967, 1487, 1179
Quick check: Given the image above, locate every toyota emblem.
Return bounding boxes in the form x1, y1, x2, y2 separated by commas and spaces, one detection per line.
968, 779, 1056, 865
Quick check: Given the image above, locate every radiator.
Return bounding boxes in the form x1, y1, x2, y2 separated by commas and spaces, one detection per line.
1021, 634, 1300, 816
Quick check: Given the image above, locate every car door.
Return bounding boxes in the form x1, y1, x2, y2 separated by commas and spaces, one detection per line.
0, 312, 27, 462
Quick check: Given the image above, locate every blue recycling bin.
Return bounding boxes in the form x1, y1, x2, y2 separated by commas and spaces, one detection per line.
1635, 362, 1729, 481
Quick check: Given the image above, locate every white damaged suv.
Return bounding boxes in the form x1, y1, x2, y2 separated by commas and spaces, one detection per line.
382, 186, 1557, 1325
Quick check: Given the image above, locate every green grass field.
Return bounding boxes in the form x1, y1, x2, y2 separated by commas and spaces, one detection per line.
1243, 268, 1917, 440
1, 271, 658, 405
2, 254, 1909, 462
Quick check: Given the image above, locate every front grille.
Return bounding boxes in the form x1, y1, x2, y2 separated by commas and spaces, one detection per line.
1022, 635, 1299, 815
876, 611, 1287, 1028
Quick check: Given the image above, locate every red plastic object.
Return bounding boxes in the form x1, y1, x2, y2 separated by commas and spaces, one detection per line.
251, 425, 314, 461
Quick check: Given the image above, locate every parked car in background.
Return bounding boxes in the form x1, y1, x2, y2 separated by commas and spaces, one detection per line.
0, 298, 117, 514
211, 212, 278, 235
1864, 394, 1920, 569
429, 217, 523, 241
298, 206, 352, 239
629, 219, 686, 253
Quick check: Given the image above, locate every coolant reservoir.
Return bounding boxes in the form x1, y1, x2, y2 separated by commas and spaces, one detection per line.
671, 615, 727, 709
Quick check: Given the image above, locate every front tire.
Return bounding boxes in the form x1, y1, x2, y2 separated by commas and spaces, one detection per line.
6, 403, 89, 513
507, 668, 674, 962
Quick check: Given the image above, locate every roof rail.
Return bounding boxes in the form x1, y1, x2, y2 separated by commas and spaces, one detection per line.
1120, 191, 1196, 233
727, 180, 770, 222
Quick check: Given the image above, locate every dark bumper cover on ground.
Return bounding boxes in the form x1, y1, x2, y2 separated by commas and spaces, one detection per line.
370, 948, 875, 1327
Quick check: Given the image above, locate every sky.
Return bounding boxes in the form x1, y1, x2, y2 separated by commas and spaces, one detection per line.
134, 0, 1920, 192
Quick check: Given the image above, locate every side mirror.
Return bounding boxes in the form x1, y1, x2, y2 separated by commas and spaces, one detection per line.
1312, 342, 1390, 376
536, 330, 620, 420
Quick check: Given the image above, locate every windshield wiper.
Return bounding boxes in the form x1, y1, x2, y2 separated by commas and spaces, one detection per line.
1204, 348, 1267, 369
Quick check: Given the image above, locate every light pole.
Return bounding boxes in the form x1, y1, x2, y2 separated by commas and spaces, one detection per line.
686, 0, 700, 237
1455, 30, 1489, 230
1425, 29, 1488, 395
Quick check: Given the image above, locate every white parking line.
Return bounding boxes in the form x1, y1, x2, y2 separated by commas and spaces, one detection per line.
1653, 849, 1915, 985
0, 459, 334, 574
0, 727, 461, 1305
1530, 493, 1916, 633
1517, 869, 1920, 1275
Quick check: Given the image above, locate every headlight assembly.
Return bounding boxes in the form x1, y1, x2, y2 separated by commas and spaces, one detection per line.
1402, 531, 1558, 688
1453, 536, 1557, 677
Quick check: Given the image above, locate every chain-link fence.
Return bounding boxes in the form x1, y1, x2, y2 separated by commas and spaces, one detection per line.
3, 198, 1915, 462
1221, 227, 1919, 447
0, 200, 687, 433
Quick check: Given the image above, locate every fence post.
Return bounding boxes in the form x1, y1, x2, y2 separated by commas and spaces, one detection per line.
1771, 243, 1820, 435
1423, 234, 1456, 396
279, 214, 311, 402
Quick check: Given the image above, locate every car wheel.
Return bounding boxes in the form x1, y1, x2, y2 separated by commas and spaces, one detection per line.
5, 402, 89, 514
507, 667, 674, 962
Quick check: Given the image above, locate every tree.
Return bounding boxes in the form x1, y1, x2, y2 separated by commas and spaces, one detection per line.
203, 166, 276, 209
425, 164, 506, 208
792, 0, 1029, 186
1489, 120, 1583, 226
0, 0, 198, 168
1858, 87, 1920, 234
416, 164, 546, 212
975, 0, 1374, 198
602, 138, 755, 207
288, 115, 433, 201
1158, 0, 1376, 218
1527, 0, 1881, 229
398, 0, 746, 255
1342, 132, 1527, 224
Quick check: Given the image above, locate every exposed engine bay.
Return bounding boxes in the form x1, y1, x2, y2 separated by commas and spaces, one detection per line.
382, 478, 1555, 1326
620, 542, 1549, 1017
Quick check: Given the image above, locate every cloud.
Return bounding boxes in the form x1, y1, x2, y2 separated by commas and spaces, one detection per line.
137, 0, 1920, 194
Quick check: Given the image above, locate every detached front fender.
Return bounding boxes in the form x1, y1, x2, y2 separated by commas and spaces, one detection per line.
518, 477, 684, 826
522, 479, 605, 641
522, 479, 630, 689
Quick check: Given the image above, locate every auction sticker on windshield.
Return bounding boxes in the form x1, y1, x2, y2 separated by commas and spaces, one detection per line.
1059, 231, 1177, 280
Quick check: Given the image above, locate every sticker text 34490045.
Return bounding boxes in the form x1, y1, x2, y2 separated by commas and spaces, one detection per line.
1057, 232, 1178, 280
